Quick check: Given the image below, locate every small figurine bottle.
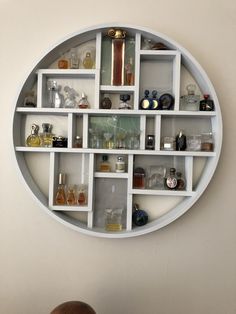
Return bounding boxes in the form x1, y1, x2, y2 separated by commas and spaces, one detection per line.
165, 168, 178, 190
78, 184, 87, 205
66, 185, 76, 205
83, 52, 94, 69
199, 94, 214, 111
99, 155, 111, 172
176, 130, 187, 151
55, 173, 66, 205
40, 123, 54, 147
26, 124, 41, 147
74, 135, 83, 148
48, 80, 63, 108
125, 57, 134, 85
77, 92, 89, 109
119, 94, 132, 109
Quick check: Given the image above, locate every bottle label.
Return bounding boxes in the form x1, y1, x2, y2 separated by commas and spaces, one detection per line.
116, 162, 125, 172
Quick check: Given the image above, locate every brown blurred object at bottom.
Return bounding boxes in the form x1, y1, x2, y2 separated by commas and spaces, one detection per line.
50, 301, 96, 314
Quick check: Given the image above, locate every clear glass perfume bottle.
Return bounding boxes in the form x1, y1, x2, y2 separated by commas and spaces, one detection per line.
26, 124, 41, 147
115, 156, 125, 173
55, 173, 66, 205
66, 185, 76, 205
40, 123, 54, 147
180, 84, 200, 111
47, 80, 63, 108
82, 52, 94, 69
69, 48, 79, 69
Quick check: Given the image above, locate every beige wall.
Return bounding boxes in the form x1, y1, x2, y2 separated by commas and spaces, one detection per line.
1, 0, 236, 313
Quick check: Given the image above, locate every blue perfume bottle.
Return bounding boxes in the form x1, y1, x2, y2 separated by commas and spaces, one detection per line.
132, 203, 148, 226
151, 90, 159, 109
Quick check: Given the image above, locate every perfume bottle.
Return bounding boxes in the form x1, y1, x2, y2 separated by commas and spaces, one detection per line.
146, 135, 155, 150
119, 94, 132, 109
180, 84, 200, 111
78, 184, 87, 205
82, 52, 94, 69
132, 203, 148, 226
140, 90, 153, 109
74, 135, 83, 148
151, 90, 159, 109
66, 185, 76, 205
69, 48, 79, 69
55, 173, 66, 205
159, 93, 174, 110
40, 123, 54, 147
199, 94, 214, 111
115, 156, 125, 173
105, 208, 123, 231
133, 167, 146, 189
125, 57, 134, 85
24, 91, 36, 107
176, 172, 185, 190
108, 28, 126, 86
99, 155, 111, 172
100, 94, 112, 109
175, 130, 187, 151
26, 124, 41, 147
58, 53, 69, 69
165, 168, 178, 190
48, 80, 63, 108
77, 92, 89, 109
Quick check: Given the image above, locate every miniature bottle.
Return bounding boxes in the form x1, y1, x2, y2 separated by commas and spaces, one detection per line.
69, 48, 79, 69
26, 124, 41, 147
133, 167, 145, 189
24, 90, 36, 107
180, 84, 200, 111
125, 57, 134, 85
199, 94, 214, 111
119, 94, 132, 109
40, 123, 54, 147
132, 203, 148, 226
66, 185, 76, 205
140, 90, 153, 109
82, 52, 94, 69
100, 94, 112, 109
176, 130, 187, 151
146, 135, 155, 150
77, 92, 89, 109
55, 173, 66, 205
151, 90, 159, 109
48, 80, 63, 108
176, 172, 185, 190
99, 155, 111, 172
58, 53, 69, 69
78, 184, 87, 205
115, 156, 125, 173
74, 135, 83, 148
165, 168, 178, 190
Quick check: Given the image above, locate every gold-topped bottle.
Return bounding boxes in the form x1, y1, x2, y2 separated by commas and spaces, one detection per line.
26, 124, 41, 147
55, 173, 66, 205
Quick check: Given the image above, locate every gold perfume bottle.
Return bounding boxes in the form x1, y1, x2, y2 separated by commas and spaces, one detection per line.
78, 184, 87, 205
26, 124, 41, 147
55, 173, 66, 205
82, 52, 94, 69
99, 155, 111, 172
40, 123, 54, 147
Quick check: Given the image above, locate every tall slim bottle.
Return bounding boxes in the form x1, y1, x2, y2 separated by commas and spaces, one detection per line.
55, 173, 66, 205
108, 28, 126, 86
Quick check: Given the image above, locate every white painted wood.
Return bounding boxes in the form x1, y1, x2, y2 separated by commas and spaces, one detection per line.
12, 24, 222, 238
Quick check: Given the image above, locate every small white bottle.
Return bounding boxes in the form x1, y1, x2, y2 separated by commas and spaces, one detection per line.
115, 156, 125, 173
